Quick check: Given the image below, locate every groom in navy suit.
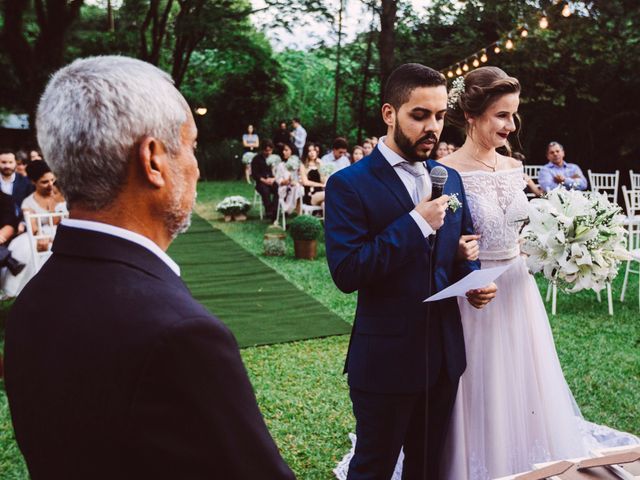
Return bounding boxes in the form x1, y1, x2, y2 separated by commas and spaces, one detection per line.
325, 64, 497, 479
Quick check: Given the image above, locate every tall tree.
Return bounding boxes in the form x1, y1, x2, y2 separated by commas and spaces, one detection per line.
332, 0, 344, 136
1, 0, 84, 125
378, 0, 397, 103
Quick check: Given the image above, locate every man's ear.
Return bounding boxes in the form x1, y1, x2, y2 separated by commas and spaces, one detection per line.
381, 103, 396, 128
138, 136, 167, 188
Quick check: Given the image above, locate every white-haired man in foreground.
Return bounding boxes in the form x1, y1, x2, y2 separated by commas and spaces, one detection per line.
4, 56, 295, 479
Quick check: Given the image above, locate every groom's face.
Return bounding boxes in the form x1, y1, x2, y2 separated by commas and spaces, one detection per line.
389, 85, 448, 162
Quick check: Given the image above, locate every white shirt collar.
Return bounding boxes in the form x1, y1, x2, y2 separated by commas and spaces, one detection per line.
1, 173, 16, 184
378, 135, 426, 171
61, 218, 181, 276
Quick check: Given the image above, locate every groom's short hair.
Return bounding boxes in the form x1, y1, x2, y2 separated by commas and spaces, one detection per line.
384, 63, 446, 110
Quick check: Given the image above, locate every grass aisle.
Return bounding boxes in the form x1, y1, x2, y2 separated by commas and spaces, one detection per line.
168, 214, 351, 347
0, 180, 638, 479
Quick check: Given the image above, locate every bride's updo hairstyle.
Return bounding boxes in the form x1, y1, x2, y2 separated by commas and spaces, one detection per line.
447, 66, 520, 132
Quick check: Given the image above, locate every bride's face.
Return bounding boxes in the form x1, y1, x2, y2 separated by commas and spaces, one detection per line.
468, 92, 519, 149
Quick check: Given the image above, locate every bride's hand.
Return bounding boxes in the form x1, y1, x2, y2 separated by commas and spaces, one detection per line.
457, 234, 481, 261
466, 282, 497, 309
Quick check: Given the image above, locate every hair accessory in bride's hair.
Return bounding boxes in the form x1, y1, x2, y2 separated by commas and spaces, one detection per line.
447, 76, 465, 109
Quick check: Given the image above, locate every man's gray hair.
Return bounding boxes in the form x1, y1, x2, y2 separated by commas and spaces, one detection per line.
36, 55, 188, 210
547, 141, 564, 151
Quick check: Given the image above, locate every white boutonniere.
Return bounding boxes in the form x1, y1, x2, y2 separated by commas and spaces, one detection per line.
448, 193, 462, 213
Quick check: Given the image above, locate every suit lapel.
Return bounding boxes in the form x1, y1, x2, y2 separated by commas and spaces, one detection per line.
369, 147, 415, 212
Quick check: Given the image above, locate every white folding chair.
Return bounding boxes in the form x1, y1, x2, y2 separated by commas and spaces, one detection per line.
629, 170, 640, 190
251, 183, 264, 220
24, 211, 69, 273
301, 202, 323, 218
524, 165, 542, 199
588, 169, 619, 204
621, 186, 640, 227
545, 280, 613, 316
275, 198, 287, 229
523, 165, 541, 181
620, 219, 640, 309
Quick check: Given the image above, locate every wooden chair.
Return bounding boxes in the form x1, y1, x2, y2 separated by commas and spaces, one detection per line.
588, 169, 619, 204
524, 165, 542, 199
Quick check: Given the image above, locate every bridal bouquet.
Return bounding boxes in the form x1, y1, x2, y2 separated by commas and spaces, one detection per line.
319, 163, 335, 181
242, 152, 256, 165
216, 195, 252, 216
285, 155, 301, 172
520, 188, 630, 293
266, 154, 282, 168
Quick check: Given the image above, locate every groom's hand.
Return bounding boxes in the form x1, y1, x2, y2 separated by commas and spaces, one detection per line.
466, 282, 497, 309
457, 234, 481, 261
415, 195, 449, 230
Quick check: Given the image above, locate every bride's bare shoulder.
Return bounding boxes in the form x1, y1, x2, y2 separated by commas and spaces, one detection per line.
437, 152, 465, 171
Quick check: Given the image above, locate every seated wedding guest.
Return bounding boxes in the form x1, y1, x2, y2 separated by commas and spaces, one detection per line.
242, 124, 259, 183
4, 56, 295, 479
362, 139, 374, 157
369, 136, 378, 147
351, 145, 364, 164
0, 148, 34, 211
433, 141, 449, 160
538, 141, 587, 192
2, 161, 65, 298
274, 142, 303, 214
251, 139, 279, 222
29, 149, 43, 161
300, 143, 325, 206
15, 150, 29, 177
321, 137, 350, 172
513, 151, 543, 197
0, 192, 25, 300
447, 142, 457, 155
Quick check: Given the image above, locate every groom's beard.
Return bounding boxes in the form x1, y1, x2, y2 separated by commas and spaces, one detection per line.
394, 120, 438, 163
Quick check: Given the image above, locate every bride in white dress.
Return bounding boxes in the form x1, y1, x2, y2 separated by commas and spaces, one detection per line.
335, 66, 637, 480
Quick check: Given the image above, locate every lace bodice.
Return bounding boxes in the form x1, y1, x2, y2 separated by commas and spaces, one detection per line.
460, 167, 528, 261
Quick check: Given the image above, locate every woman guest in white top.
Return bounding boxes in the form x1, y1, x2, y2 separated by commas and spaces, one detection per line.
3, 161, 67, 298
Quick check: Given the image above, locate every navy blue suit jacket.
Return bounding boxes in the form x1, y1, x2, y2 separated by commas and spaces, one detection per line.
10, 174, 34, 209
325, 147, 480, 394
4, 226, 295, 479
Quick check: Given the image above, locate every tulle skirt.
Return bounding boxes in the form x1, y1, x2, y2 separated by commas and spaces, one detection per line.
335, 256, 637, 480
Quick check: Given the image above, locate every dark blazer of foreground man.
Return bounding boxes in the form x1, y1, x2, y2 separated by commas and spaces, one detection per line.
4, 56, 295, 480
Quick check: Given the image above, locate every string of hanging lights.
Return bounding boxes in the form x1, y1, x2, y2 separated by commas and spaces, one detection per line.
440, 1, 573, 78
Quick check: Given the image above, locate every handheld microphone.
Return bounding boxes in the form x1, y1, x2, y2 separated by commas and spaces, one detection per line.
430, 165, 448, 200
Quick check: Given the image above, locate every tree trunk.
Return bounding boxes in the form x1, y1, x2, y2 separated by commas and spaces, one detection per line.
378, 0, 397, 105
357, 8, 376, 144
332, 0, 344, 136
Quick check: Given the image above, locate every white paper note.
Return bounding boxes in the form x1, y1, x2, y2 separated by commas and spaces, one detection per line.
423, 264, 514, 302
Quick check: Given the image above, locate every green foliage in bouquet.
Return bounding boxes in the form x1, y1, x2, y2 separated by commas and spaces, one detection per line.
289, 215, 323, 241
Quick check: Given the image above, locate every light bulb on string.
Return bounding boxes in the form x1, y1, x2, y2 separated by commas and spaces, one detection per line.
562, 3, 571, 17
447, 70, 454, 78
520, 28, 528, 37
539, 15, 548, 29
455, 65, 462, 76
480, 51, 488, 62
494, 44, 501, 54
472, 57, 480, 68
462, 62, 469, 72
505, 38, 514, 50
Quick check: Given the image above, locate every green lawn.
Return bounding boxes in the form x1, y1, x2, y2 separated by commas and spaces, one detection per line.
1, 180, 639, 479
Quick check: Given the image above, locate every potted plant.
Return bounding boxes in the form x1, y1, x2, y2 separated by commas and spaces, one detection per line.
263, 225, 286, 256
289, 215, 323, 260
216, 195, 251, 222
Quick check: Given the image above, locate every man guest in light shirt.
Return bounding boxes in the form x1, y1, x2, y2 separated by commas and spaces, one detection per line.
290, 117, 307, 157
321, 137, 351, 172
538, 141, 588, 192
4, 56, 295, 480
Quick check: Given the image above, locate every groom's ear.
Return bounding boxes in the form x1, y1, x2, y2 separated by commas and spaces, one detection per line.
381, 103, 396, 128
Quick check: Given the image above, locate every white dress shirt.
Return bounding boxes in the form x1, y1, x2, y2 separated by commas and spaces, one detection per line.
1, 173, 15, 195
377, 136, 434, 237
61, 218, 181, 276
321, 152, 351, 172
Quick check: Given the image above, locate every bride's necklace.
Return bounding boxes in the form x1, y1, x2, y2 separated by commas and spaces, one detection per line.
470, 150, 498, 172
